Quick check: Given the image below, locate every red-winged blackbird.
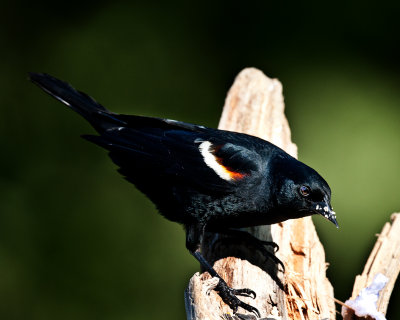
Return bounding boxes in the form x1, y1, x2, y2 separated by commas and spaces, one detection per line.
29, 73, 338, 317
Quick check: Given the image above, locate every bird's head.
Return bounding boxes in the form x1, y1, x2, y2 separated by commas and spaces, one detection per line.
273, 156, 338, 228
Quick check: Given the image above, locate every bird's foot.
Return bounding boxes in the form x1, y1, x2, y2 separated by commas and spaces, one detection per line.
260, 240, 279, 253
216, 278, 260, 318
253, 241, 285, 272
212, 229, 285, 272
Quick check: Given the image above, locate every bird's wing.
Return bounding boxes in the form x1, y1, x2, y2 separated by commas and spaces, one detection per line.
83, 115, 264, 194
29, 73, 264, 194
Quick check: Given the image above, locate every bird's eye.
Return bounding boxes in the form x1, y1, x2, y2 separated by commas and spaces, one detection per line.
299, 185, 311, 197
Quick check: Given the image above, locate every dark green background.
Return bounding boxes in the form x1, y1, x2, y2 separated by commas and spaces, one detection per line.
1, 1, 400, 319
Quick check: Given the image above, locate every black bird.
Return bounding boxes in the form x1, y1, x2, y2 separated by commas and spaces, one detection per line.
29, 73, 338, 317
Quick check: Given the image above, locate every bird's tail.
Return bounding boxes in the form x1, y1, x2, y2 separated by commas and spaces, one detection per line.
29, 73, 120, 132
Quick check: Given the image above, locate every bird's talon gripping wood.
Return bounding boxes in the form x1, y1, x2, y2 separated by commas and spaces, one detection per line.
216, 279, 261, 317
258, 240, 279, 253
29, 73, 337, 317
230, 288, 257, 299
209, 228, 284, 272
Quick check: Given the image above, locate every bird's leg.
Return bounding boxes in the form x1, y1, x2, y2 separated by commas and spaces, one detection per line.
186, 224, 260, 317
209, 228, 285, 272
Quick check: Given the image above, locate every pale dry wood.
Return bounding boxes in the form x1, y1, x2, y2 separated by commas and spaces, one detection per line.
342, 213, 400, 320
185, 68, 335, 320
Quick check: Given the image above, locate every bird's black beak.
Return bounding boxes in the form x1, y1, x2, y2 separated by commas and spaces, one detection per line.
314, 201, 339, 228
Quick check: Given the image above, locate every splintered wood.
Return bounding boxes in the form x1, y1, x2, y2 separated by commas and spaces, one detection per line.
343, 213, 400, 319
184, 68, 335, 320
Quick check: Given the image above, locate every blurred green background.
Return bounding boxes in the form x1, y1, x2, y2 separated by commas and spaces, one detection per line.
1, 1, 400, 319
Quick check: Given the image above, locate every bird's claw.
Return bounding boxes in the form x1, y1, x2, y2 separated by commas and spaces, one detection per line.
212, 231, 285, 273
217, 279, 260, 318
230, 288, 256, 299
249, 240, 285, 272
261, 241, 279, 253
